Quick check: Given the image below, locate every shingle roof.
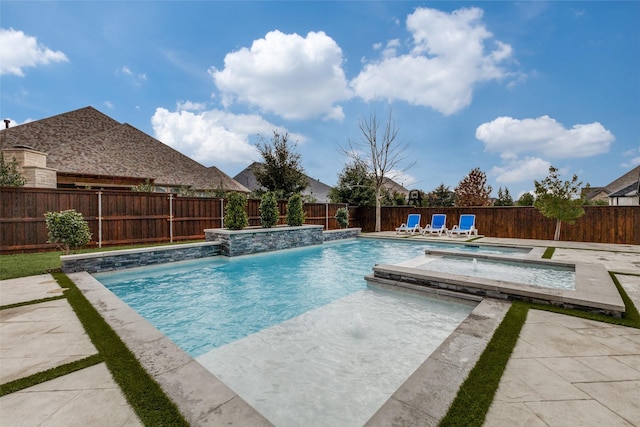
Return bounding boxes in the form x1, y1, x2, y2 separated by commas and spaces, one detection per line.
1, 106, 248, 192
609, 181, 639, 198
602, 166, 640, 195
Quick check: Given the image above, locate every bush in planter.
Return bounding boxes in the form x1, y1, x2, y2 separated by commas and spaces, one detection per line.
286, 193, 306, 226
335, 207, 349, 229
260, 191, 279, 228
44, 209, 92, 254
224, 192, 248, 230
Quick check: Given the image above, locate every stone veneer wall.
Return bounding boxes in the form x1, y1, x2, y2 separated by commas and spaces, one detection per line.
322, 228, 362, 242
205, 225, 325, 257
61, 241, 221, 273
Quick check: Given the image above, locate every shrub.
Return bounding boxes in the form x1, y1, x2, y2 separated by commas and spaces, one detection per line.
335, 207, 349, 229
259, 191, 279, 228
286, 193, 305, 226
0, 152, 26, 187
130, 178, 155, 192
224, 192, 248, 230
44, 209, 92, 254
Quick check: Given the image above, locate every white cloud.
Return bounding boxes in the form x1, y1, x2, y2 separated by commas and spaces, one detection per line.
622, 146, 640, 168
476, 115, 615, 158
118, 65, 147, 86
151, 107, 297, 170
176, 100, 207, 112
210, 30, 351, 121
490, 156, 551, 184
0, 28, 68, 76
350, 7, 515, 115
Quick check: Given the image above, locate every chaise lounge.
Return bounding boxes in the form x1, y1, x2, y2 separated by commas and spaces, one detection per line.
421, 214, 447, 236
396, 213, 421, 235
448, 214, 478, 238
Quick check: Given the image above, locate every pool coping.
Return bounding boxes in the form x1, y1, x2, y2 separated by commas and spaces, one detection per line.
367, 250, 625, 317
67, 270, 509, 426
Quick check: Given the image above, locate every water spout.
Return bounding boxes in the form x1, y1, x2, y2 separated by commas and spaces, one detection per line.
351, 312, 366, 338
472, 258, 478, 271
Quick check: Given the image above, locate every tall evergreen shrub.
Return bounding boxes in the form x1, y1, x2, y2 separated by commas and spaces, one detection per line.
286, 193, 305, 226
260, 191, 279, 228
335, 207, 349, 229
224, 192, 248, 230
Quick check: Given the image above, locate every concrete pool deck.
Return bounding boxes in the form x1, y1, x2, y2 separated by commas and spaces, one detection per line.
1, 237, 639, 426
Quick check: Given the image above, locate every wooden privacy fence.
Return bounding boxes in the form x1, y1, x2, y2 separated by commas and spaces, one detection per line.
0, 187, 351, 253
2, 187, 638, 253
355, 206, 640, 244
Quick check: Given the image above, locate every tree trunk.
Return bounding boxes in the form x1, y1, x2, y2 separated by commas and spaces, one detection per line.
375, 185, 382, 232
554, 219, 562, 241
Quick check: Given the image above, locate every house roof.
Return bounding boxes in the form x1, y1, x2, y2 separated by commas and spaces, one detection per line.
1, 106, 248, 192
233, 161, 333, 202
609, 181, 639, 198
599, 166, 640, 197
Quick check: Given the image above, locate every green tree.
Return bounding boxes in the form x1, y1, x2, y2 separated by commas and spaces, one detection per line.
494, 187, 514, 206
0, 152, 26, 187
328, 160, 376, 207
286, 193, 306, 226
516, 192, 535, 206
44, 209, 92, 254
534, 166, 586, 241
224, 192, 249, 230
428, 183, 455, 207
342, 108, 414, 231
254, 130, 308, 199
455, 168, 492, 207
259, 191, 279, 228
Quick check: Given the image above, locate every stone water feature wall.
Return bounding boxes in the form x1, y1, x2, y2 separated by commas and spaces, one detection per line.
61, 241, 221, 273
323, 228, 362, 242
205, 225, 327, 257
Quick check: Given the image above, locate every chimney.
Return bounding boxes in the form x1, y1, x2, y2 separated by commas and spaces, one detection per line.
3, 119, 9, 129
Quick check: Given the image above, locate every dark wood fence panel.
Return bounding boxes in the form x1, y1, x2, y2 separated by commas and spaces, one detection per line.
0, 188, 356, 253
355, 205, 639, 244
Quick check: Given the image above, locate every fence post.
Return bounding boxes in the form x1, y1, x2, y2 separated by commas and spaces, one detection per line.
97, 191, 102, 248
220, 198, 224, 229
169, 193, 173, 243
325, 203, 329, 230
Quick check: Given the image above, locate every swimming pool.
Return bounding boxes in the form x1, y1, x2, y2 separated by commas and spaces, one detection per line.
95, 238, 518, 356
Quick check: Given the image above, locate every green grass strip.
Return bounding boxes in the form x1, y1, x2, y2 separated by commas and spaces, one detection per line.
0, 294, 66, 311
52, 272, 189, 427
542, 246, 555, 259
0, 354, 103, 397
439, 302, 529, 427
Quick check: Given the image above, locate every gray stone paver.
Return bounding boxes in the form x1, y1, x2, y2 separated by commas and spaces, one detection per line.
0, 363, 142, 427
0, 299, 97, 383
485, 310, 640, 427
0, 274, 64, 306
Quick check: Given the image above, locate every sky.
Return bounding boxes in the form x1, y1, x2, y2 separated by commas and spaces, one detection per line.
1, 1, 639, 198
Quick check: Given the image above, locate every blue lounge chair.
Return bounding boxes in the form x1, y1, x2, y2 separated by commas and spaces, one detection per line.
448, 214, 478, 237
421, 214, 447, 236
396, 213, 421, 235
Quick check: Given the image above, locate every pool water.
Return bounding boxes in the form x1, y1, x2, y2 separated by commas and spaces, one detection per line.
94, 238, 507, 426
95, 239, 499, 356
417, 256, 575, 290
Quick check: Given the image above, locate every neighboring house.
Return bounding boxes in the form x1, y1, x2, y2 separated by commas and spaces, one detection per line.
382, 177, 410, 202
609, 181, 639, 206
587, 166, 640, 206
0, 106, 248, 194
234, 162, 333, 203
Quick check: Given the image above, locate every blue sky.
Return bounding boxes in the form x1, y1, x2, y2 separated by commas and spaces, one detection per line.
1, 1, 638, 197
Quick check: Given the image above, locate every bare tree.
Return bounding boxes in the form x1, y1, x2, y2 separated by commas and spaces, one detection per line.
342, 108, 415, 232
